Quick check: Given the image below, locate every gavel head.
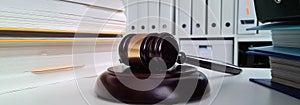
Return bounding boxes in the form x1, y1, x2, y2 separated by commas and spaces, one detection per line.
118, 33, 179, 71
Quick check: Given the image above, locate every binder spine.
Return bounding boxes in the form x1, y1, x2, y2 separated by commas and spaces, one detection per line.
137, 0, 149, 33
175, 0, 192, 36
191, 0, 206, 36
160, 0, 175, 34
125, 0, 138, 33
207, 0, 221, 35
148, 0, 159, 33
221, 0, 235, 35
237, 0, 257, 34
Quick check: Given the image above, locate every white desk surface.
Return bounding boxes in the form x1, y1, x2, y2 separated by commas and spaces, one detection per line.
0, 53, 299, 105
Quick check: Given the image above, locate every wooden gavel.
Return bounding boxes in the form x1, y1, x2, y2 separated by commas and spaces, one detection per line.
118, 33, 242, 75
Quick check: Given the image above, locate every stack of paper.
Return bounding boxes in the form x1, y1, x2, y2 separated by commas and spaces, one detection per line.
269, 30, 300, 89
0, 0, 126, 34
247, 23, 300, 90
270, 57, 300, 89
248, 46, 300, 90
272, 30, 300, 48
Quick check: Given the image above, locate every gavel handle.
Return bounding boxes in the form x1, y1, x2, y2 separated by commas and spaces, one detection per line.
185, 55, 242, 75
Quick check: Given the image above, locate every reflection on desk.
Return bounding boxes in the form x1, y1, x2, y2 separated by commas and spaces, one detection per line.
0, 53, 299, 105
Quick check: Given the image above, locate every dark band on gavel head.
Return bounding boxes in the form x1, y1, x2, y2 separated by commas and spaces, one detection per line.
118, 33, 179, 70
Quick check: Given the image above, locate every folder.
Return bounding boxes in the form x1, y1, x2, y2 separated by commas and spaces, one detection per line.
249, 79, 300, 100
176, 0, 192, 36
160, 0, 175, 34
125, 0, 138, 33
246, 22, 300, 31
137, 0, 149, 33
191, 0, 206, 35
249, 46, 300, 58
148, 0, 160, 33
247, 50, 300, 61
221, 0, 235, 35
237, 0, 257, 34
207, 0, 221, 35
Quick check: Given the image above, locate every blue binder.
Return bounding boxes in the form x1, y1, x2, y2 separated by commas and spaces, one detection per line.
246, 22, 300, 31
248, 46, 300, 100
248, 46, 300, 58
246, 51, 300, 61
249, 79, 300, 99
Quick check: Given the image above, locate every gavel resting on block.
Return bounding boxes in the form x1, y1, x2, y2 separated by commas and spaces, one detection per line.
95, 33, 242, 104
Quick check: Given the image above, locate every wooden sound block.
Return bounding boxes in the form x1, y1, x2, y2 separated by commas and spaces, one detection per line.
95, 65, 210, 104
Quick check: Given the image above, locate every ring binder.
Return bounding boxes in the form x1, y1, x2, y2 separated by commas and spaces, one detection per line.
176, 0, 192, 36
207, 0, 221, 35
160, 0, 175, 34
192, 0, 206, 35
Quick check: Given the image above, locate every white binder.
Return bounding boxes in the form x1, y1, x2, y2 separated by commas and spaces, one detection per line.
221, 0, 235, 35
137, 0, 148, 33
207, 0, 221, 35
160, 0, 175, 34
237, 0, 257, 34
176, 0, 192, 36
192, 0, 206, 35
148, 0, 159, 33
125, 0, 138, 33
